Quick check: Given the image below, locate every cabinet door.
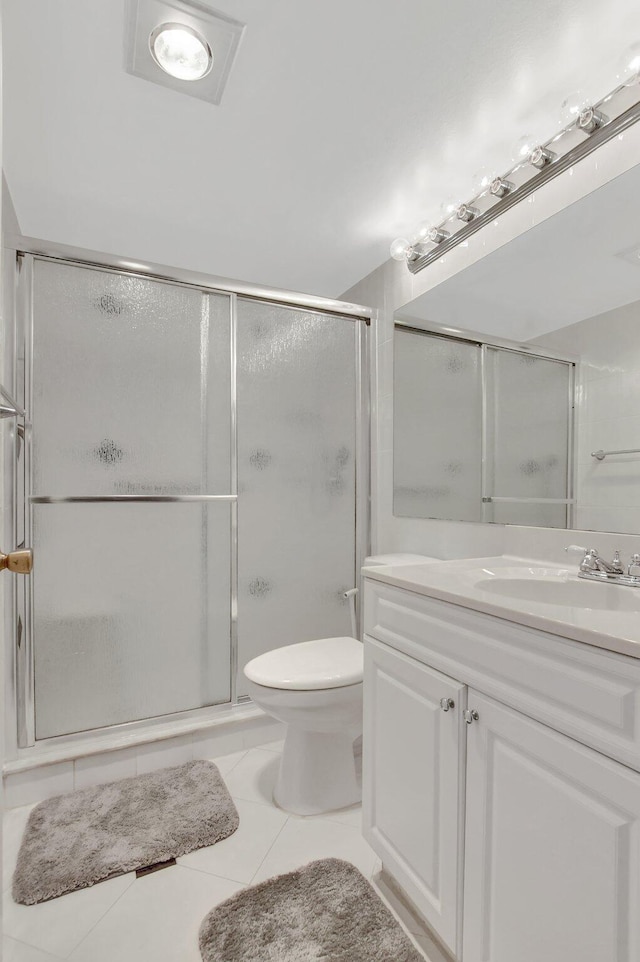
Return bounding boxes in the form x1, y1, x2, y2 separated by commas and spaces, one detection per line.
363, 637, 466, 955
463, 691, 640, 962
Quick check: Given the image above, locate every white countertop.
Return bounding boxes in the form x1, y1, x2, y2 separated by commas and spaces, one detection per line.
362, 555, 640, 660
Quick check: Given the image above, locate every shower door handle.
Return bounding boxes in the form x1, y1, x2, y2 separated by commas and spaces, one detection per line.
0, 548, 33, 574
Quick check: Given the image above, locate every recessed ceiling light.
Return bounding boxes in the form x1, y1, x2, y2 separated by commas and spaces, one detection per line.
149, 22, 213, 82
126, 0, 245, 105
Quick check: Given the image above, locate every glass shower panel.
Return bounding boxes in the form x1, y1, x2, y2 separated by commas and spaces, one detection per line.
29, 259, 233, 737
31, 261, 231, 496
236, 300, 357, 697
394, 329, 482, 520
33, 503, 231, 738
486, 348, 571, 528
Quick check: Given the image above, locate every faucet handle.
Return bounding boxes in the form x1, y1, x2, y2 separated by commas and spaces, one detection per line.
610, 550, 625, 575
565, 545, 600, 573
628, 554, 640, 578
565, 544, 589, 557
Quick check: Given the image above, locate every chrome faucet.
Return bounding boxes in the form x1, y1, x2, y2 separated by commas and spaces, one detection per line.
565, 545, 640, 587
580, 548, 624, 575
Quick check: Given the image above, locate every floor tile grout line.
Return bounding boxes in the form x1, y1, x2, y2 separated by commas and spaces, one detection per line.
248, 813, 291, 886
241, 747, 282, 758
228, 792, 283, 810
58, 874, 137, 960
5, 934, 66, 961
213, 750, 248, 778
173, 861, 248, 887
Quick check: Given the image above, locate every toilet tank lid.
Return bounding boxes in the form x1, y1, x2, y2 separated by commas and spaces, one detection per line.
363, 553, 440, 566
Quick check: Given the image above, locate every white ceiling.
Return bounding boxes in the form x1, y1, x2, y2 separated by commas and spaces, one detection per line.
400, 162, 640, 343
4, 0, 640, 297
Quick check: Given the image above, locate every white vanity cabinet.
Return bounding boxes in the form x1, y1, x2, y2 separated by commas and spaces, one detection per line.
362, 577, 640, 962
363, 638, 466, 952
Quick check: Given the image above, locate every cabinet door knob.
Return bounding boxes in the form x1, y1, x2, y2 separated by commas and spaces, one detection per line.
463, 709, 479, 725
440, 697, 455, 712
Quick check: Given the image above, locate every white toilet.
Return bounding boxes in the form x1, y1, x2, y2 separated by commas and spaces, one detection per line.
244, 553, 439, 816
245, 636, 363, 815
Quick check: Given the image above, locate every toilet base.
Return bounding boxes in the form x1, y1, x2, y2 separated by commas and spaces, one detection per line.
274, 727, 361, 816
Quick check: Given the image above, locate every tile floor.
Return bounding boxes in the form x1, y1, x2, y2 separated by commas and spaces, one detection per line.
3, 742, 448, 962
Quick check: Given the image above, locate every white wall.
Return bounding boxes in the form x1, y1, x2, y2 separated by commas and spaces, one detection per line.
342, 121, 640, 562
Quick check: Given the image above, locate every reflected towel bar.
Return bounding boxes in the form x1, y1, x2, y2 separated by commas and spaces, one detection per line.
482, 497, 576, 504
30, 495, 237, 503
591, 448, 640, 461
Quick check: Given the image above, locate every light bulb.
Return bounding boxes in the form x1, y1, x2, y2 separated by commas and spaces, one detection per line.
390, 238, 410, 261
559, 90, 591, 127
149, 23, 213, 81
617, 42, 640, 86
440, 198, 460, 220
511, 134, 537, 165
473, 166, 497, 193
413, 222, 431, 244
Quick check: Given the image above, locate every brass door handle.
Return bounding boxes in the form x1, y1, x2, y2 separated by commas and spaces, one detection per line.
0, 549, 33, 574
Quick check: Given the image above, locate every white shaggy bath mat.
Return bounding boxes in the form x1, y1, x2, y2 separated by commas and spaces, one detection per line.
13, 759, 239, 904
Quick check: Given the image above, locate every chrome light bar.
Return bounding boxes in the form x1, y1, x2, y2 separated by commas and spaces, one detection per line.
403, 80, 640, 275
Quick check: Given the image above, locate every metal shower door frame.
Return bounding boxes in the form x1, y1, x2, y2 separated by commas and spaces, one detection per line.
10, 241, 371, 753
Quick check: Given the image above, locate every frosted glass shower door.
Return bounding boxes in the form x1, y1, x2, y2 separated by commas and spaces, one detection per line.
29, 259, 233, 739
394, 329, 483, 520
485, 348, 572, 528
236, 300, 359, 696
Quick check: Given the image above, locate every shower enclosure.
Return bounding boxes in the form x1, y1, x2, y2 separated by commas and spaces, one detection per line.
6, 245, 369, 752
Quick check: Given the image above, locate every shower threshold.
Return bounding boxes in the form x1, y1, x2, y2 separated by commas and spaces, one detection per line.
3, 699, 268, 776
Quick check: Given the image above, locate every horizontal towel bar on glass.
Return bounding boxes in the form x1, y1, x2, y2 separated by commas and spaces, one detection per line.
30, 495, 237, 504
591, 448, 640, 461
482, 497, 576, 504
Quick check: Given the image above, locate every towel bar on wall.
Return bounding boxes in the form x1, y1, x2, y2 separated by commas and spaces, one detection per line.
591, 448, 640, 461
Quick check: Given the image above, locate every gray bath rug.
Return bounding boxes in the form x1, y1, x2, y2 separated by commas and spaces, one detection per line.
13, 759, 239, 905
199, 858, 423, 962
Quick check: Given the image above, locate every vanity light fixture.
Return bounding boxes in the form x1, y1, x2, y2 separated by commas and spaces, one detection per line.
391, 40, 640, 274
427, 226, 450, 244
149, 22, 213, 81
577, 106, 609, 133
528, 145, 556, 170
489, 177, 514, 198
455, 203, 480, 222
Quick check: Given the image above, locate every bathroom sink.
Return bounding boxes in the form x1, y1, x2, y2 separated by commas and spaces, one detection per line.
475, 575, 640, 612
364, 556, 640, 656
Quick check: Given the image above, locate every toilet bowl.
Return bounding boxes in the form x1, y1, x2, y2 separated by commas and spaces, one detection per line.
244, 636, 363, 815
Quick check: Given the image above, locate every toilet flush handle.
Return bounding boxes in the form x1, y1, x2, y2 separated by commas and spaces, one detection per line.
343, 588, 358, 639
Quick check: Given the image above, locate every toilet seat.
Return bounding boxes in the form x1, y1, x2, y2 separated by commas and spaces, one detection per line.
244, 637, 363, 691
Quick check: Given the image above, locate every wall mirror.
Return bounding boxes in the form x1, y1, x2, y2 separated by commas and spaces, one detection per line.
394, 160, 640, 535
